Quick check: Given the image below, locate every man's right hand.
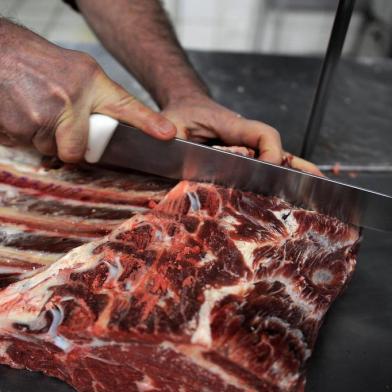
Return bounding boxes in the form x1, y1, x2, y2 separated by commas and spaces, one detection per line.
0, 19, 176, 162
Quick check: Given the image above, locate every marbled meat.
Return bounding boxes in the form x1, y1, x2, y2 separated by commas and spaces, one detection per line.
0, 163, 360, 391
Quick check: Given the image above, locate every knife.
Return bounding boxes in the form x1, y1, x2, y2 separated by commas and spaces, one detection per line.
85, 114, 392, 232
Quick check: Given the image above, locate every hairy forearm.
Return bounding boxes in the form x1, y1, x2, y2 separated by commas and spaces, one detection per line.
76, 0, 209, 108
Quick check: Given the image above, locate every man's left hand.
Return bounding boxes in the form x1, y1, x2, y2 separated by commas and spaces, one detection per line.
162, 94, 323, 176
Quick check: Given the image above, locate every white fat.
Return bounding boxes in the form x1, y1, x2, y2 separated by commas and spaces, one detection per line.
307, 230, 340, 250
156, 289, 173, 305
267, 274, 320, 317
198, 251, 215, 265
104, 256, 123, 283
191, 283, 254, 347
0, 185, 21, 199
0, 246, 62, 267
0, 223, 91, 245
269, 354, 302, 391
0, 246, 64, 264
0, 265, 27, 275
311, 268, 333, 285
234, 240, 258, 270
0, 179, 146, 214
225, 215, 239, 225
0, 146, 42, 171
90, 338, 109, 348
0, 226, 25, 237
135, 375, 155, 392
272, 209, 298, 234
52, 197, 146, 212
24, 310, 47, 332
187, 192, 201, 211
220, 214, 239, 230
0, 241, 101, 326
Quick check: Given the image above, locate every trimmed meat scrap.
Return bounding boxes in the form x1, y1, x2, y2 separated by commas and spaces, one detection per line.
0, 180, 359, 391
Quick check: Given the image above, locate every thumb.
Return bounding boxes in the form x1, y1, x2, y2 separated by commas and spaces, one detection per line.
92, 75, 176, 140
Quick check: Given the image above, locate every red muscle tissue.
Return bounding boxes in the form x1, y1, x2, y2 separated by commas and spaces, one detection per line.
0, 146, 359, 391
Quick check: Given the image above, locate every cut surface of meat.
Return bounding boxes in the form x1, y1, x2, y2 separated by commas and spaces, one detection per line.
0, 146, 175, 286
0, 178, 359, 391
212, 145, 256, 158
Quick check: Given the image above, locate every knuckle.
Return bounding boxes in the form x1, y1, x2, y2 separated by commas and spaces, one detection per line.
145, 110, 162, 124
117, 93, 138, 109
66, 50, 102, 86
107, 94, 140, 117
48, 83, 71, 108
77, 52, 101, 76
72, 51, 98, 69
263, 124, 280, 138
27, 109, 45, 129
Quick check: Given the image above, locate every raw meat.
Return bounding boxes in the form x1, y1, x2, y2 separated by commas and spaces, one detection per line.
212, 145, 256, 158
0, 146, 175, 288
0, 177, 359, 391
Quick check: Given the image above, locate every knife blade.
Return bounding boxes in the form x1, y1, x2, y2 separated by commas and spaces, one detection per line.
86, 115, 392, 232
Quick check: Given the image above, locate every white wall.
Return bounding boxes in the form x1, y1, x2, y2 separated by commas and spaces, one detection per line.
0, 0, 370, 56
162, 0, 364, 55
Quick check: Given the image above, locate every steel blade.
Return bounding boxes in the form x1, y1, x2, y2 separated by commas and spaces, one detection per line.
100, 124, 392, 231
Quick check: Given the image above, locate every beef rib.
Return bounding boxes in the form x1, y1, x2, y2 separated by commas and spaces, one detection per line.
0, 146, 175, 289
0, 179, 359, 391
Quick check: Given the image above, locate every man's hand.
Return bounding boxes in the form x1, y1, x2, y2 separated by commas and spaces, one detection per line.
76, 0, 322, 175
0, 18, 176, 162
162, 94, 323, 176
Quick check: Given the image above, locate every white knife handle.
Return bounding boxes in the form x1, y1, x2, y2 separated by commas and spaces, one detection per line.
85, 114, 119, 163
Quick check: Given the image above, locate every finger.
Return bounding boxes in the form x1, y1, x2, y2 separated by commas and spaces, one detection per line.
32, 127, 57, 156
0, 131, 15, 147
55, 113, 89, 163
93, 76, 176, 140
288, 154, 325, 177
186, 127, 216, 141
219, 118, 283, 164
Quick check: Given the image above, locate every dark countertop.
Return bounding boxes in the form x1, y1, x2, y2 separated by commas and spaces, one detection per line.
189, 52, 392, 167
1, 45, 391, 392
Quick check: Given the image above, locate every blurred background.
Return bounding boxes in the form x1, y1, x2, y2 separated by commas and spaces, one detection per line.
0, 0, 391, 58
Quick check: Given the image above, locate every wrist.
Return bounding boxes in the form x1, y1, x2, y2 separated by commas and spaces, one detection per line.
166, 90, 210, 107
149, 64, 210, 109
160, 83, 211, 109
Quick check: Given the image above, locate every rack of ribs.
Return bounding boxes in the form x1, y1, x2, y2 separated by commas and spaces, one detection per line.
0, 145, 175, 289
0, 162, 359, 391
